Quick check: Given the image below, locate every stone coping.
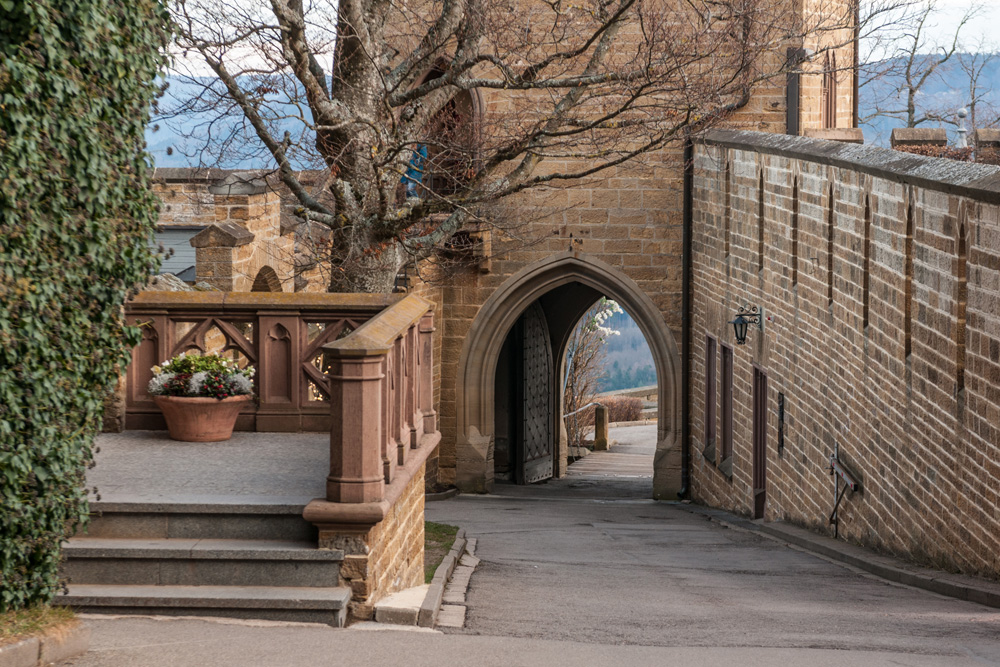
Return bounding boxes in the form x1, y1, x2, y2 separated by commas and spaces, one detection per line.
303, 430, 441, 527
0, 622, 90, 667
154, 167, 328, 185
91, 501, 308, 514
127, 291, 402, 312
700, 129, 1000, 205
324, 293, 434, 357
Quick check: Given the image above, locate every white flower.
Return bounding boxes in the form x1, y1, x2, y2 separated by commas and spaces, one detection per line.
187, 371, 208, 395
232, 374, 253, 395
148, 372, 175, 395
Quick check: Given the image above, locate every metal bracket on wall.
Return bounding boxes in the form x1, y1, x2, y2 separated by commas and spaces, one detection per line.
828, 443, 861, 538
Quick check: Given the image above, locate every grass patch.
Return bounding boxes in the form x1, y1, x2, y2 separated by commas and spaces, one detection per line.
424, 521, 459, 584
0, 605, 76, 647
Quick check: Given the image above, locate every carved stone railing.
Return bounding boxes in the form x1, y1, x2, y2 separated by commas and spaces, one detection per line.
123, 292, 399, 432
125, 291, 440, 619
306, 294, 439, 506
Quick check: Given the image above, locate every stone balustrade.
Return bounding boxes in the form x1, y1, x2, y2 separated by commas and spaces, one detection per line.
123, 291, 401, 432
122, 291, 440, 619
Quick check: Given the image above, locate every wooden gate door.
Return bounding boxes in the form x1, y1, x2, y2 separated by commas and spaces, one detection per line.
752, 366, 768, 519
517, 302, 554, 484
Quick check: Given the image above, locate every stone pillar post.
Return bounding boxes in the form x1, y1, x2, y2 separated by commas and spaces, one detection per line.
593, 404, 610, 451
189, 222, 254, 291
419, 312, 437, 435
325, 350, 386, 503
890, 128, 947, 150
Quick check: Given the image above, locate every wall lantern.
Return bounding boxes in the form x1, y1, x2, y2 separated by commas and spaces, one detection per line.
729, 304, 763, 345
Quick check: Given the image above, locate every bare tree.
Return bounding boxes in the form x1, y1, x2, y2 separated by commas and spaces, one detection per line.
168, 0, 855, 292
859, 0, 979, 130
957, 43, 1000, 134
563, 298, 620, 450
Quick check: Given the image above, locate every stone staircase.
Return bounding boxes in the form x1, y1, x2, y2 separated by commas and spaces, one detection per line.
58, 501, 350, 627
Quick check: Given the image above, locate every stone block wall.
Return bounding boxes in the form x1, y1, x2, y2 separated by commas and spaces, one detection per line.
320, 464, 427, 620
793, 0, 855, 131
690, 130, 1000, 578
421, 65, 800, 490
153, 170, 295, 292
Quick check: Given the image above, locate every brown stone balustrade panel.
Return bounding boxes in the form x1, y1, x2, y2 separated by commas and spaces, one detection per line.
123, 292, 402, 432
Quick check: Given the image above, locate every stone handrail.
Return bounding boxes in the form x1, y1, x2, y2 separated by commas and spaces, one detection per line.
123, 291, 400, 432
317, 293, 439, 505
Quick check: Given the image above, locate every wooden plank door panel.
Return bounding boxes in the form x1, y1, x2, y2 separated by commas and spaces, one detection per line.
519, 302, 554, 484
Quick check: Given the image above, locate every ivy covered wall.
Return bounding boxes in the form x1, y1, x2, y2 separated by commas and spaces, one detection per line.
0, 0, 168, 610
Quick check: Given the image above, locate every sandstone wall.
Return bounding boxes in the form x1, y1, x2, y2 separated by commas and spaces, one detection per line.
690, 130, 1000, 578
797, 0, 855, 131
424, 54, 799, 487
153, 170, 295, 292
320, 463, 427, 620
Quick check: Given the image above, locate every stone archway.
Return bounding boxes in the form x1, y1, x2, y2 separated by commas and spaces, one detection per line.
455, 251, 683, 498
251, 266, 282, 292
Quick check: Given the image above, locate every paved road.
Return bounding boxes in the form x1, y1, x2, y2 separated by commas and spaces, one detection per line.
422, 425, 1000, 663
71, 426, 1000, 666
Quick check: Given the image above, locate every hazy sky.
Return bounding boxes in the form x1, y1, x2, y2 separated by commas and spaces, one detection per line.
926, 0, 1000, 50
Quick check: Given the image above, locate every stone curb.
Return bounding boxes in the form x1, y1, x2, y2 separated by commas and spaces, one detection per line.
0, 622, 90, 667
425, 488, 459, 502
418, 529, 467, 628
681, 504, 1000, 610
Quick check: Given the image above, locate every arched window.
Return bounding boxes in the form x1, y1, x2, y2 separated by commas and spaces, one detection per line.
251, 266, 282, 292
403, 66, 482, 200
822, 52, 838, 129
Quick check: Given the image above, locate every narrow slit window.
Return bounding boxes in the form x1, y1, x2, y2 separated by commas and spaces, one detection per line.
791, 179, 799, 286
724, 161, 732, 258
822, 52, 838, 128
721, 344, 734, 463
705, 335, 717, 454
956, 222, 968, 395
904, 204, 914, 358
827, 185, 835, 305
862, 196, 871, 329
758, 170, 765, 273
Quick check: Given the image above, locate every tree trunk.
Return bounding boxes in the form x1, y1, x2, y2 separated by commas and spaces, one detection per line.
326, 243, 404, 294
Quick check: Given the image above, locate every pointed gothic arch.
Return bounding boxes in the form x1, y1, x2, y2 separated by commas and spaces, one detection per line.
454, 251, 683, 498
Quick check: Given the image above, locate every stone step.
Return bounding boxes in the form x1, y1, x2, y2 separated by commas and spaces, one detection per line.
62, 538, 343, 588
83, 502, 316, 542
58, 584, 351, 627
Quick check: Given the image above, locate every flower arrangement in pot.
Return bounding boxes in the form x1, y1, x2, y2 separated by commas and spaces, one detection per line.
148, 352, 255, 442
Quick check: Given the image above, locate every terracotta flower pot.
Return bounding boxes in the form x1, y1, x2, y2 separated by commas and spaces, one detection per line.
153, 395, 251, 442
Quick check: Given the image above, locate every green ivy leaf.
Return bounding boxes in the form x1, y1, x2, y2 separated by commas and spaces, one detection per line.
0, 0, 170, 612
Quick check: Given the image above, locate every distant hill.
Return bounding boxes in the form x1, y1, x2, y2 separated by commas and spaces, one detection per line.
860, 54, 1000, 146
598, 310, 657, 392
146, 76, 318, 169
